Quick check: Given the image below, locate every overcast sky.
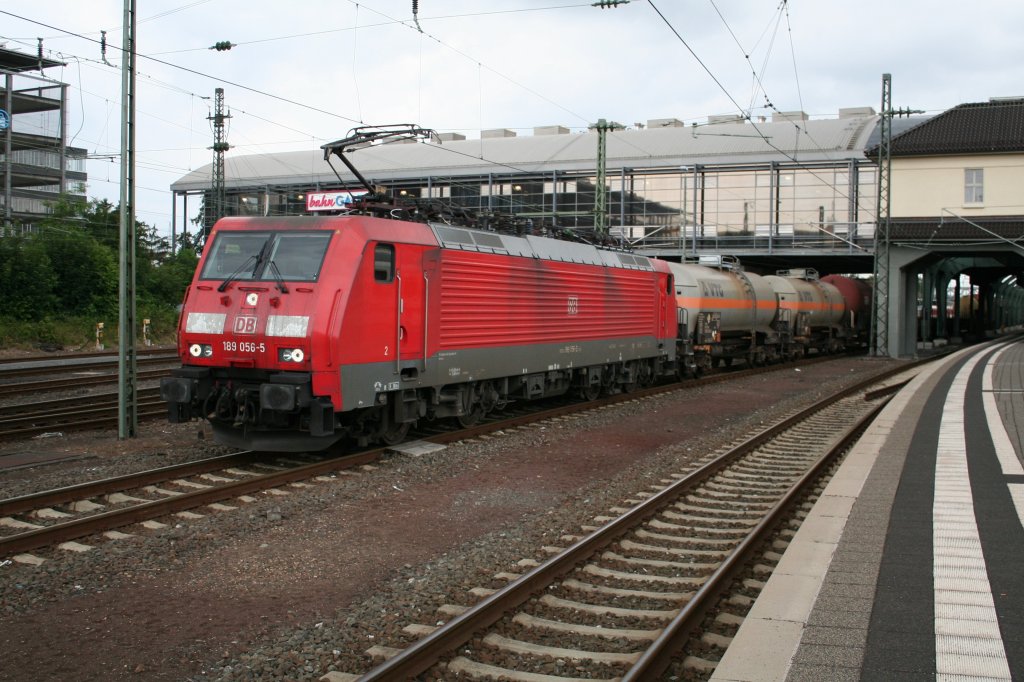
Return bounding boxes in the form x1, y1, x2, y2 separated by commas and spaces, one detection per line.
3, 0, 1022, 240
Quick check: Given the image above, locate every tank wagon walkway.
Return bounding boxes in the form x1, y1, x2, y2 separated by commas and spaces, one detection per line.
712, 338, 1024, 682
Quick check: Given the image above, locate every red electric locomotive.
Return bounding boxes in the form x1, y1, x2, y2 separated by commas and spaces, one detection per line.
160, 214, 679, 451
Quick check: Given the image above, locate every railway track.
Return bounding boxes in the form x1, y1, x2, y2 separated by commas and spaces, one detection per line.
0, 346, 175, 365
0, 347, 177, 403
343, 365, 912, 681
0, 387, 168, 440
0, 350, 177, 381
0, 449, 385, 560
0, 368, 173, 399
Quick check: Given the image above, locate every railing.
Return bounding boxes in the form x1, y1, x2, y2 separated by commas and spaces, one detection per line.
634, 225, 876, 255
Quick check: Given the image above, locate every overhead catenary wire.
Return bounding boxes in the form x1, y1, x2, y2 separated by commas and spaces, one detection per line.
0, 10, 364, 126
648, 0, 878, 226
6, 3, 895, 239
3, 8, 596, 186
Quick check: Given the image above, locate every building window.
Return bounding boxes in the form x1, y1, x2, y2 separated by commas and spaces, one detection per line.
964, 168, 984, 204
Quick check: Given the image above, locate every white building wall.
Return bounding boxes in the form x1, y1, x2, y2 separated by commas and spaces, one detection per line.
892, 153, 1024, 218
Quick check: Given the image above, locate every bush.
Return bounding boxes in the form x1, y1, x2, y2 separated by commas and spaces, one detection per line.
0, 312, 181, 351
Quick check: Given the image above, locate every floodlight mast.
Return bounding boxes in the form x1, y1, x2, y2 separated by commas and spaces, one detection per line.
321, 124, 438, 194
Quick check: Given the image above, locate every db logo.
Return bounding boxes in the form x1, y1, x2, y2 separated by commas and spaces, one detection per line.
233, 316, 259, 334
567, 296, 579, 316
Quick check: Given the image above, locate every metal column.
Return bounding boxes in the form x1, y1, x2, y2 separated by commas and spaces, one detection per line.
3, 73, 12, 228
870, 73, 893, 356
593, 119, 610, 237
118, 0, 138, 439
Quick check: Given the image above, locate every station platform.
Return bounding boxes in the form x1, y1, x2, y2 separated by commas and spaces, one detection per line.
711, 337, 1024, 682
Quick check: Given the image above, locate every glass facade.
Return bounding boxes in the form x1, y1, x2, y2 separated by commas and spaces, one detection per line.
206, 158, 877, 255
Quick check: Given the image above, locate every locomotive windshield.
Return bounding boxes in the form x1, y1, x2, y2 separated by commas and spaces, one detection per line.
201, 231, 332, 285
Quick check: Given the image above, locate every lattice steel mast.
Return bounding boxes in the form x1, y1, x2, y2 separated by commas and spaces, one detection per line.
590, 119, 622, 239
870, 74, 892, 356
206, 87, 231, 239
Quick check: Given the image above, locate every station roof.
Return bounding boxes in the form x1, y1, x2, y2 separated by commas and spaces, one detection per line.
886, 99, 1024, 156
0, 46, 65, 72
171, 113, 882, 193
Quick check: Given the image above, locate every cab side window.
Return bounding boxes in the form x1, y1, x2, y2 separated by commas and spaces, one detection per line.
374, 244, 395, 283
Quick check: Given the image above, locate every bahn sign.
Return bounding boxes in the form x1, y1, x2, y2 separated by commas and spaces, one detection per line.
305, 190, 367, 212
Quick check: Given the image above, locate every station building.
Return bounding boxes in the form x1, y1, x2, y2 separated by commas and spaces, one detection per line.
171, 108, 889, 272
0, 46, 88, 232
170, 99, 1024, 357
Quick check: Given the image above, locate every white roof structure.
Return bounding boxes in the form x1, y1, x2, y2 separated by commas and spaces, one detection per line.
171, 112, 881, 192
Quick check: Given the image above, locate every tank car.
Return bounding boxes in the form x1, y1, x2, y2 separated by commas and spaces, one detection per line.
160, 215, 678, 451
821, 274, 872, 347
666, 256, 792, 373
763, 268, 850, 355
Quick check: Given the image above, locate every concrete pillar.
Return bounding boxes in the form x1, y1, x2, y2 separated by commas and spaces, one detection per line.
920, 270, 932, 344
952, 276, 962, 339
935, 271, 949, 339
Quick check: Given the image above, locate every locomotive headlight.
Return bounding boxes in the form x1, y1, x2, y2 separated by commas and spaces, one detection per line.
189, 343, 213, 358
185, 312, 226, 334
266, 315, 309, 337
278, 347, 305, 363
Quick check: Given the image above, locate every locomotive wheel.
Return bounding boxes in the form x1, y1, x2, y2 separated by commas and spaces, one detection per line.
457, 383, 485, 427
380, 421, 411, 446
457, 406, 484, 428
579, 383, 601, 401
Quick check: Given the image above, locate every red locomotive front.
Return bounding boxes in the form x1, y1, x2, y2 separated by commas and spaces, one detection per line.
160, 215, 435, 450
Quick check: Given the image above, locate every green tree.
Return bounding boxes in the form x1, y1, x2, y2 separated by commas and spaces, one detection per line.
0, 233, 59, 320
0, 194, 199, 345
38, 223, 119, 318
145, 245, 198, 307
